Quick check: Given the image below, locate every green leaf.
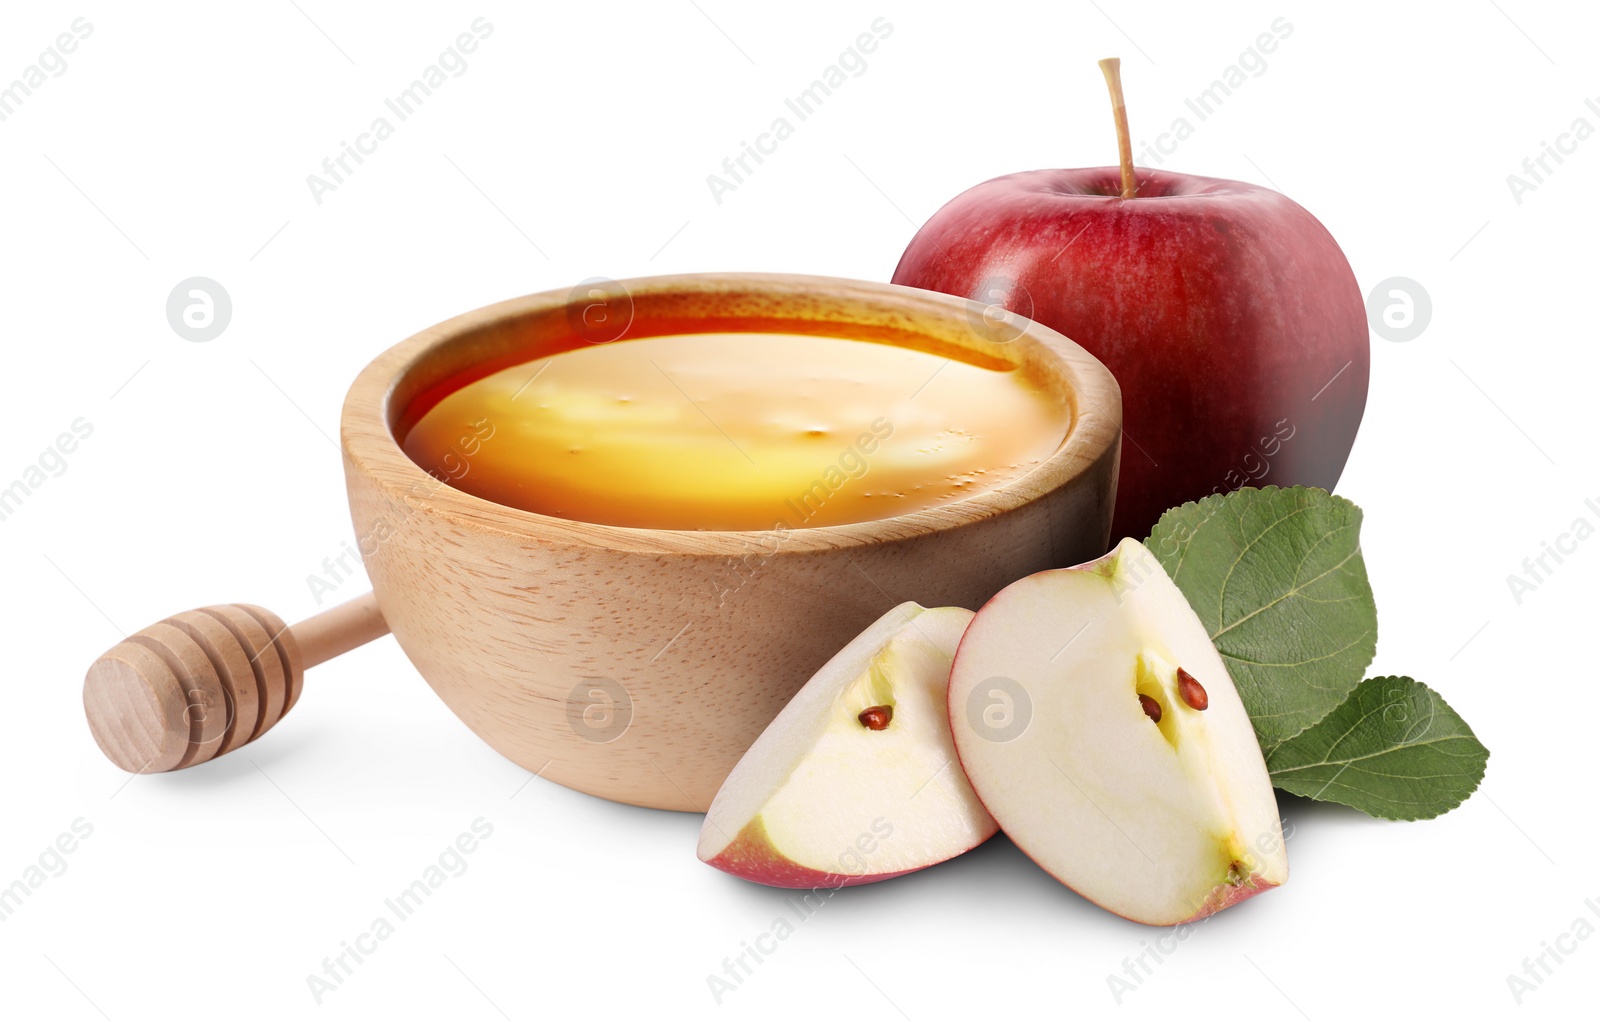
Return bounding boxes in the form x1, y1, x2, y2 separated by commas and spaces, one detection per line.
1265, 677, 1489, 820
1145, 486, 1377, 750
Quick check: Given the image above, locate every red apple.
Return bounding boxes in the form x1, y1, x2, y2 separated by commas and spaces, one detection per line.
892, 61, 1368, 540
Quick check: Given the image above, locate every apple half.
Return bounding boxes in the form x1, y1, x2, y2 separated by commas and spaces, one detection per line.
698, 602, 998, 887
948, 539, 1287, 925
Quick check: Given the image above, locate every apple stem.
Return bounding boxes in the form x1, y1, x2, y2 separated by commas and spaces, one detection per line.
1097, 57, 1138, 199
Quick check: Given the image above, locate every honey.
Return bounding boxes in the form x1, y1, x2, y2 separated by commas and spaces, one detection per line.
401, 332, 1069, 530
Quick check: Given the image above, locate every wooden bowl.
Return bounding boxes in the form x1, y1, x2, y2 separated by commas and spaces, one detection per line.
340, 273, 1121, 811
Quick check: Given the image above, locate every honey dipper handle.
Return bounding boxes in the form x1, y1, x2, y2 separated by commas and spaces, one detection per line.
83, 593, 390, 774
293, 592, 389, 669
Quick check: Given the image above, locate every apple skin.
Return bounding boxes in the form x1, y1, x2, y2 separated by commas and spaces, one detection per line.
984, 835, 1279, 927
704, 817, 923, 890
969, 810, 1280, 926
893, 167, 1368, 540
1185, 875, 1277, 922
943, 675, 1282, 928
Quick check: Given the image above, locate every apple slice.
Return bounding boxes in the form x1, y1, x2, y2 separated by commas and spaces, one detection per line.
948, 539, 1287, 925
698, 602, 997, 887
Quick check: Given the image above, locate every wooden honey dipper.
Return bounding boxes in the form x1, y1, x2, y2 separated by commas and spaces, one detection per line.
82, 593, 389, 773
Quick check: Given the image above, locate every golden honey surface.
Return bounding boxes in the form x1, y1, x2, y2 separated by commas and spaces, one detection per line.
401, 332, 1069, 530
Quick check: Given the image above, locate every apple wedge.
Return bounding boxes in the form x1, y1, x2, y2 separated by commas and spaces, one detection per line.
698, 602, 997, 888
948, 539, 1287, 925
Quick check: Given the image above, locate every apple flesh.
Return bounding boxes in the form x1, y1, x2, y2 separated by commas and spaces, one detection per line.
893, 167, 1368, 540
699, 602, 997, 888
948, 539, 1287, 925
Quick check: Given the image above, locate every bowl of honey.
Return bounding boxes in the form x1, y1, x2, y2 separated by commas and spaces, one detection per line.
340, 273, 1121, 810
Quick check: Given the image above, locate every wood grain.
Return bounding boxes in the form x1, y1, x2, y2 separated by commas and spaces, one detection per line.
84, 602, 314, 772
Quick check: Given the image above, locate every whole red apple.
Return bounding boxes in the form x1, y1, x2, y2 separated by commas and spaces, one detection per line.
892, 66, 1368, 540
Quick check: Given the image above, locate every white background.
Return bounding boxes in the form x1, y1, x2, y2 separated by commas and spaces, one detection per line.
1, 1, 1595, 1017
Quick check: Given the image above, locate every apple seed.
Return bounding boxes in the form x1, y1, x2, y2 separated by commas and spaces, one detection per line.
1177, 668, 1209, 711
1138, 694, 1162, 723
858, 705, 893, 730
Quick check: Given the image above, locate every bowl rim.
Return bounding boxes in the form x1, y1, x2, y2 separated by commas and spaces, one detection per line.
341, 272, 1122, 557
